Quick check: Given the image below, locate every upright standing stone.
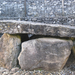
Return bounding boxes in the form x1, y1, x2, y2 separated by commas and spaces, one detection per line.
18, 38, 73, 71
72, 41, 75, 56
0, 33, 21, 69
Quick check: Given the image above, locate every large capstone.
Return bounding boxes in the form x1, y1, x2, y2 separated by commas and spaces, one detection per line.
0, 33, 21, 69
18, 38, 73, 71
0, 20, 75, 38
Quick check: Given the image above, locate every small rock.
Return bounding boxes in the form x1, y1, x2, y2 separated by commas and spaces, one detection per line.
2, 72, 9, 75
10, 67, 19, 73
13, 71, 23, 75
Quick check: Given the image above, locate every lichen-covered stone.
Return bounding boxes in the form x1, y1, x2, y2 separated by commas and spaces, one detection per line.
18, 38, 73, 71
0, 20, 75, 38
0, 33, 21, 69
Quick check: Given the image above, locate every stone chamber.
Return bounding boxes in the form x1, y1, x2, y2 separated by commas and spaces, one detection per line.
0, 0, 75, 75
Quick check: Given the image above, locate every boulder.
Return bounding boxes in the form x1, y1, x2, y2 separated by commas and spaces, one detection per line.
0, 33, 21, 69
0, 20, 75, 38
18, 38, 73, 71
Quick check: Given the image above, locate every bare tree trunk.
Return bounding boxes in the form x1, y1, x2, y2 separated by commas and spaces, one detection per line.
24, 0, 27, 17
62, 0, 64, 15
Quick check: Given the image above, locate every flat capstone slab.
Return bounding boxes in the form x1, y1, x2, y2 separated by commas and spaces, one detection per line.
0, 20, 75, 38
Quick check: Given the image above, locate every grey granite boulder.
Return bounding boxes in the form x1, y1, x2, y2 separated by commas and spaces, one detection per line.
18, 38, 73, 71
0, 33, 21, 69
